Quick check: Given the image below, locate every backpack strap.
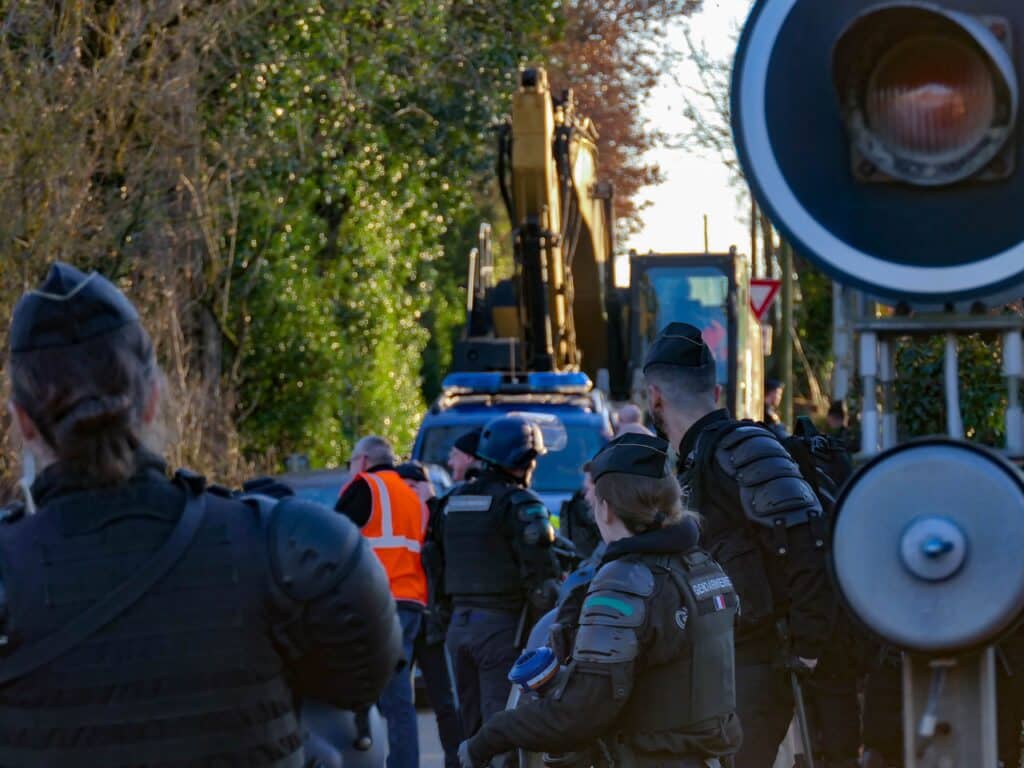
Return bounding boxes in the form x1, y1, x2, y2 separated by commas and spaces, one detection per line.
0, 472, 207, 687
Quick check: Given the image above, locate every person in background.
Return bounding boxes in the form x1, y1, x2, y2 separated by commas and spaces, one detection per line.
448, 428, 483, 484
764, 377, 788, 438
614, 403, 653, 436
396, 461, 464, 768
558, 467, 603, 561
0, 262, 400, 767
337, 437, 428, 768
826, 400, 846, 435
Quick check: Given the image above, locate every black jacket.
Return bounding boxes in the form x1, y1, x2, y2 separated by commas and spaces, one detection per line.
468, 521, 742, 764
679, 409, 833, 661
0, 454, 401, 767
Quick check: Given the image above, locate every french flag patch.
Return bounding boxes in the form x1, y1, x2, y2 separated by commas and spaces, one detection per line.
713, 594, 727, 611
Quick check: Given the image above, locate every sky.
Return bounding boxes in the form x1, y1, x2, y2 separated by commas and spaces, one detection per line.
624, 1, 751, 260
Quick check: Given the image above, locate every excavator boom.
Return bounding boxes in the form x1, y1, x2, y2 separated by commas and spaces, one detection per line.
460, 67, 616, 379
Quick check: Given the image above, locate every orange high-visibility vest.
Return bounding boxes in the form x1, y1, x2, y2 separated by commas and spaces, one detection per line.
358, 470, 429, 605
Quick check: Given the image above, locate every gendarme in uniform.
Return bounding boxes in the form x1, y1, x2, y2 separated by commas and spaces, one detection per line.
437, 415, 562, 738
644, 323, 835, 768
0, 263, 401, 767
463, 432, 741, 768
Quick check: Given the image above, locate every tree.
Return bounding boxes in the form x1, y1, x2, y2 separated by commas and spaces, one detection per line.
0, 0, 712, 493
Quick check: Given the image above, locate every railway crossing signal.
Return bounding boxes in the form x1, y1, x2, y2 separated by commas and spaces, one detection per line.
732, 0, 1024, 306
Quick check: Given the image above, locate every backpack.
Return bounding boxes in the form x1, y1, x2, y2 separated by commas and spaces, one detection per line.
778, 416, 854, 515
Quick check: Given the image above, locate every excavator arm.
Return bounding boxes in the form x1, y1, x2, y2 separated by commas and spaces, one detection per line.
461, 67, 617, 379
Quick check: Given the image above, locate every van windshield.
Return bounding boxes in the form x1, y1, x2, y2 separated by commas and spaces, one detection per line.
419, 421, 605, 494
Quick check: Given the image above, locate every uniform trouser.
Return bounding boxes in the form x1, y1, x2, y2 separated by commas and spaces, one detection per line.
733, 662, 794, 768
380, 603, 422, 768
861, 659, 902, 766
415, 625, 464, 768
445, 606, 521, 738
803, 649, 861, 768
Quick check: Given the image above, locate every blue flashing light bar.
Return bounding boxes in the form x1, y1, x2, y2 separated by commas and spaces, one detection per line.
526, 371, 592, 393
442, 372, 504, 393
442, 371, 592, 395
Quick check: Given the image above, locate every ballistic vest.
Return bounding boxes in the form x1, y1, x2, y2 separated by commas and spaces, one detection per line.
0, 473, 303, 767
443, 476, 523, 602
617, 550, 739, 755
359, 470, 429, 605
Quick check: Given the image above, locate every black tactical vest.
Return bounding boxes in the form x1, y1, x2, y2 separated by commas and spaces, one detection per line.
443, 475, 522, 601
618, 549, 739, 751
0, 475, 303, 767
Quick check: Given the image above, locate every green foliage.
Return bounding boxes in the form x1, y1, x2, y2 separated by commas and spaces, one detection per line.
206, 0, 558, 462
896, 335, 1006, 444
0, 0, 682, 480
0, 0, 558, 479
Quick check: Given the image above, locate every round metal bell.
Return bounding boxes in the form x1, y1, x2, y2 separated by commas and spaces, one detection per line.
832, 439, 1024, 654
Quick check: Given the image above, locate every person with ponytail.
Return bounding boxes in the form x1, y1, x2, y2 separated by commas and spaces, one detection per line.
459, 433, 742, 768
0, 262, 400, 767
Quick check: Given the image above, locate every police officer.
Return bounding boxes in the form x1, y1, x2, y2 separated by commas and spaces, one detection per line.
449, 428, 483, 484
458, 433, 742, 768
438, 414, 562, 738
643, 323, 835, 768
0, 262, 402, 767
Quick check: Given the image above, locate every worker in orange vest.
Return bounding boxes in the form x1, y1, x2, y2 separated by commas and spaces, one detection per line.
337, 435, 428, 768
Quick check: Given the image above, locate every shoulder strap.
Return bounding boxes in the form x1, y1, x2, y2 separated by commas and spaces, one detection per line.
0, 478, 207, 687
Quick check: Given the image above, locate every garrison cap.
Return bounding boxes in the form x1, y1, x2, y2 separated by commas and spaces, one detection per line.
10, 262, 139, 354
641, 322, 714, 372
586, 432, 671, 483
453, 428, 482, 458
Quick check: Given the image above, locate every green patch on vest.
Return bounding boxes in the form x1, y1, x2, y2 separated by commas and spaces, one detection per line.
585, 595, 635, 617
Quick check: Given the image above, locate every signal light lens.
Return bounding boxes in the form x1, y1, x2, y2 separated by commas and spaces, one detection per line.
866, 36, 995, 160
833, 6, 1018, 186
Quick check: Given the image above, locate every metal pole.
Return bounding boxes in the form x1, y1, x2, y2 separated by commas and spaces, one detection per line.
879, 339, 898, 450
944, 334, 964, 440
832, 282, 850, 403
791, 671, 817, 768
704, 214, 710, 254
860, 331, 879, 456
1005, 330, 1023, 455
781, 241, 794, 428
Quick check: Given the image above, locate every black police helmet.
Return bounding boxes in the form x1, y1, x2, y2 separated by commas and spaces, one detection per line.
477, 415, 547, 472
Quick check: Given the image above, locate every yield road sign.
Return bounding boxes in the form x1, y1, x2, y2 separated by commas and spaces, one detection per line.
750, 279, 782, 322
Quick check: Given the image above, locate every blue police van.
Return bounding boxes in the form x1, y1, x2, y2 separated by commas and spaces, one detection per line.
411, 371, 614, 521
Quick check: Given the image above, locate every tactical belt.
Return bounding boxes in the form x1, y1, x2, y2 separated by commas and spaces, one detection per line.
0, 477, 207, 687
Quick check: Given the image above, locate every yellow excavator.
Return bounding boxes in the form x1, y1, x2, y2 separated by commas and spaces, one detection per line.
453, 66, 763, 422
457, 67, 619, 380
